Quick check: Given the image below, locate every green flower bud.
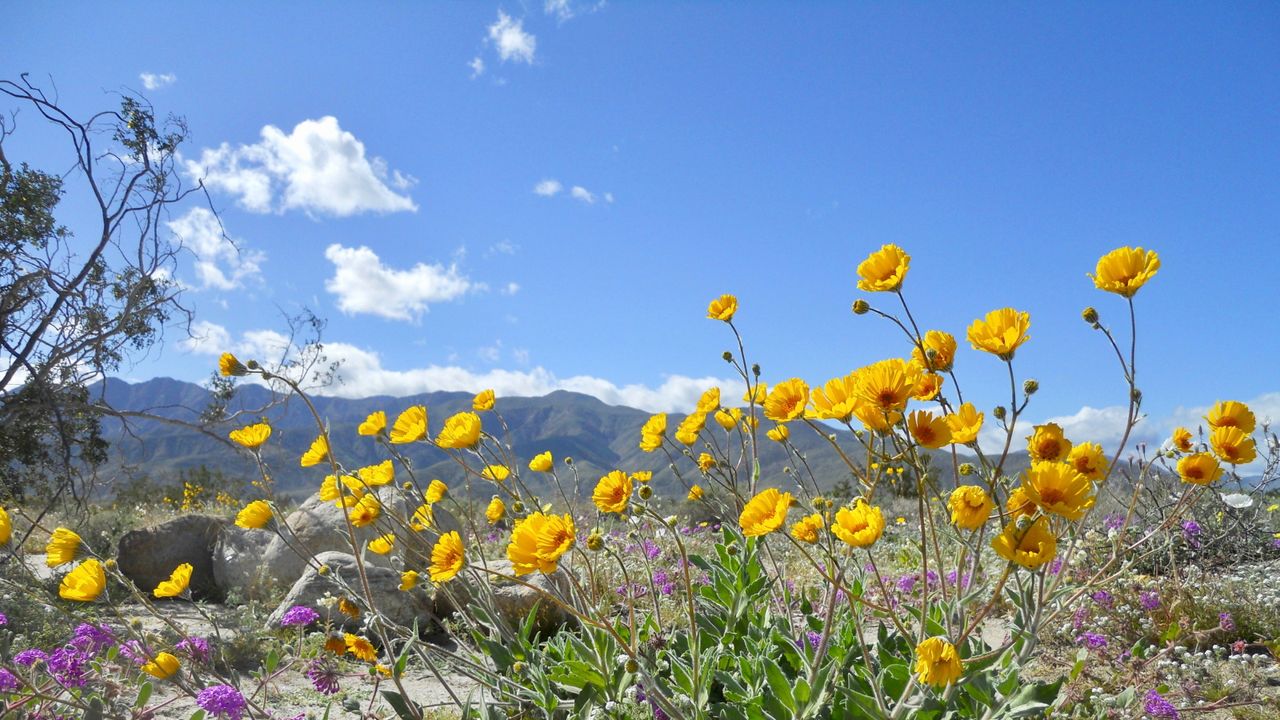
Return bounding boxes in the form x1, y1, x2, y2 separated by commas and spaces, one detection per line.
852, 299, 870, 315
959, 463, 975, 476
1082, 307, 1099, 324
993, 406, 1007, 420
1023, 379, 1039, 395
638, 485, 653, 500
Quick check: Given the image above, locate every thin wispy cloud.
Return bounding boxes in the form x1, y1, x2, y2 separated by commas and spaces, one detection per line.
139, 72, 176, 90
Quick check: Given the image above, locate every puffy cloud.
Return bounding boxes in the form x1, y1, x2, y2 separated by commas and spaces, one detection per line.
167, 208, 265, 290
323, 244, 473, 322
535, 179, 611, 204
469, 57, 486, 79
488, 11, 537, 64
139, 72, 176, 90
186, 117, 416, 217
180, 320, 233, 355
569, 186, 596, 204
533, 179, 563, 197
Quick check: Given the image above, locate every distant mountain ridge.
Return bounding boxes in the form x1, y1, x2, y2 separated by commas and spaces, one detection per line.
93, 377, 1000, 500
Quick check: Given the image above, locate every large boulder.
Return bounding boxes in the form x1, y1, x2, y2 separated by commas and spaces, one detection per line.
266, 551, 435, 632
211, 524, 275, 597
261, 489, 462, 587
117, 515, 227, 601
433, 558, 576, 636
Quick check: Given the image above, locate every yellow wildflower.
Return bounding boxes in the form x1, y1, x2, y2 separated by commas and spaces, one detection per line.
529, 451, 554, 473
1205, 400, 1256, 435
706, 294, 738, 322
1177, 452, 1222, 485
507, 512, 576, 576
436, 412, 482, 449
592, 470, 633, 514
1066, 442, 1108, 482
908, 409, 951, 449
856, 243, 910, 292
1089, 246, 1160, 297
1210, 426, 1256, 465
992, 517, 1057, 569
368, 533, 396, 555
790, 513, 824, 544
1171, 426, 1194, 453
948, 486, 992, 531
946, 403, 984, 445
218, 352, 248, 377
473, 389, 496, 411
967, 308, 1031, 360
911, 330, 957, 373
235, 500, 272, 529
429, 531, 465, 582
1027, 423, 1071, 463
357, 410, 387, 436
46, 527, 82, 567
481, 465, 510, 482
739, 488, 793, 537
1023, 462, 1094, 520
687, 485, 704, 501
915, 637, 962, 687
153, 563, 193, 598
59, 558, 106, 602
486, 496, 506, 524
300, 434, 330, 467
389, 406, 428, 444
766, 425, 789, 442
228, 422, 271, 449
831, 500, 884, 548
425, 479, 448, 504
345, 634, 377, 662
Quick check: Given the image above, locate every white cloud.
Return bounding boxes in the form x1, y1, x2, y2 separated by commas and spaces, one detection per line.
167, 208, 265, 290
323, 244, 473, 322
533, 179, 563, 197
502, 282, 521, 295
139, 72, 176, 90
544, 0, 605, 22
604, 192, 615, 204
488, 11, 537, 64
469, 57, 486, 79
186, 117, 416, 217
570, 185, 596, 204
180, 320, 233, 355
486, 240, 518, 257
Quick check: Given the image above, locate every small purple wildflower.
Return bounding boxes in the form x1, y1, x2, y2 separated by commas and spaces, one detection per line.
1076, 632, 1107, 650
1049, 557, 1064, 575
70, 623, 114, 654
280, 605, 320, 628
643, 539, 661, 560
305, 657, 341, 695
177, 636, 211, 664
14, 649, 47, 666
196, 684, 248, 719
118, 640, 148, 666
47, 648, 89, 688
1219, 612, 1235, 632
1143, 689, 1180, 719
652, 569, 669, 586
1071, 606, 1089, 631
659, 582, 676, 596
0, 611, 8, 626
1090, 590, 1113, 608
1103, 513, 1125, 531
1181, 520, 1203, 547
805, 630, 823, 650
0, 668, 19, 691
897, 575, 917, 594
1140, 591, 1161, 611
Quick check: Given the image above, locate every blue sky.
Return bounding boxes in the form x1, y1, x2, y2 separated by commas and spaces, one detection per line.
6, 2, 1279, 452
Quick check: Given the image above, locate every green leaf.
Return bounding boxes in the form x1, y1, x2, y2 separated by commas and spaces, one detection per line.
763, 658, 795, 711
1004, 678, 1064, 718
1160, 621, 1181, 643
189, 712, 207, 720
381, 690, 421, 720
85, 697, 104, 720
1069, 647, 1088, 682
134, 680, 153, 708
264, 647, 280, 674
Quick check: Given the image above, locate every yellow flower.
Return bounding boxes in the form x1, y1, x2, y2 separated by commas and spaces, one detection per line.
915, 636, 962, 687
790, 513, 824, 544
831, 500, 885, 548
687, 485, 704, 501
744, 383, 767, 405
1005, 486, 1037, 520
697, 453, 716, 472
630, 471, 653, 484
400, 570, 419, 591
429, 531, 465, 582
358, 460, 395, 487
300, 434, 330, 467
0, 507, 10, 546
1089, 246, 1160, 297
338, 598, 361, 618
1205, 400, 1256, 435
142, 652, 181, 680
945, 403, 984, 445
348, 494, 382, 528
948, 486, 993, 531
675, 411, 707, 445
529, 451, 554, 473
895, 516, 907, 525
1067, 442, 1109, 482
153, 563, 193, 598
766, 425, 789, 442
390, 406, 428, 444
235, 500, 272, 529
764, 378, 810, 422
739, 488, 793, 537
320, 474, 364, 506
59, 558, 106, 602
324, 635, 346, 656
1210, 426, 1256, 465
218, 352, 248, 377
696, 387, 721, 414
855, 358, 919, 415
992, 517, 1057, 569
1177, 452, 1222, 485
357, 410, 387, 436
1023, 462, 1095, 520
810, 373, 859, 422
911, 370, 944, 402
228, 422, 271, 449
368, 533, 396, 555
967, 308, 1031, 360
908, 410, 952, 449
713, 409, 737, 431
911, 330, 957, 372
436, 412, 482, 449
592, 470, 633, 514
46, 527, 82, 567
706, 293, 738, 322
852, 397, 901, 432
486, 496, 506, 524
481, 465, 510, 482
409, 503, 434, 531
856, 243, 911, 292
425, 479, 448, 504
507, 512, 576, 576
345, 634, 377, 662
1268, 503, 1279, 513
473, 389, 496, 411
1027, 423, 1072, 463
1171, 426, 1195, 453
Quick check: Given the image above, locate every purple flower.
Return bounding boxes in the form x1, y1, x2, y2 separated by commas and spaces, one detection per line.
805, 631, 823, 650
1181, 520, 1203, 548
305, 657, 340, 695
47, 648, 89, 688
0, 612, 8, 626
1049, 558, 1064, 575
1103, 513, 1125, 531
1071, 606, 1089, 631
643, 539, 662, 560
652, 570, 669, 586
70, 623, 114, 654
14, 649, 47, 666
177, 636, 211, 664
1090, 590, 1113, 608
280, 605, 320, 628
1219, 612, 1235, 632
196, 685, 248, 719
1140, 591, 1161, 611
1075, 632, 1107, 650
1143, 689, 1180, 719
118, 640, 149, 665
896, 575, 917, 594
0, 668, 19, 691
659, 582, 676, 596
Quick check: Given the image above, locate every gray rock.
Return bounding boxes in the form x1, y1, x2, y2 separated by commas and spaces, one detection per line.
266, 551, 435, 632
211, 524, 275, 596
433, 558, 576, 636
117, 515, 227, 601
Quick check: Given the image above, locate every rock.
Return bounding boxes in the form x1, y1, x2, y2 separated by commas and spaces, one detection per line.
117, 515, 227, 601
211, 524, 275, 597
261, 489, 462, 587
433, 558, 576, 636
266, 551, 435, 632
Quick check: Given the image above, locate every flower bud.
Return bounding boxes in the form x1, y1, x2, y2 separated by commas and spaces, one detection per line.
726, 543, 739, 556
105, 558, 118, 569
959, 463, 974, 476
812, 496, 826, 509
512, 501, 525, 513
402, 481, 414, 491
852, 299, 870, 315
1131, 388, 1142, 403
1082, 307, 1099, 324
625, 659, 639, 673
318, 564, 330, 575
638, 485, 653, 500
722, 351, 734, 362
993, 406, 1007, 420
512, 661, 526, 674
751, 363, 761, 377
587, 532, 605, 551
1023, 379, 1039, 395
246, 359, 260, 370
